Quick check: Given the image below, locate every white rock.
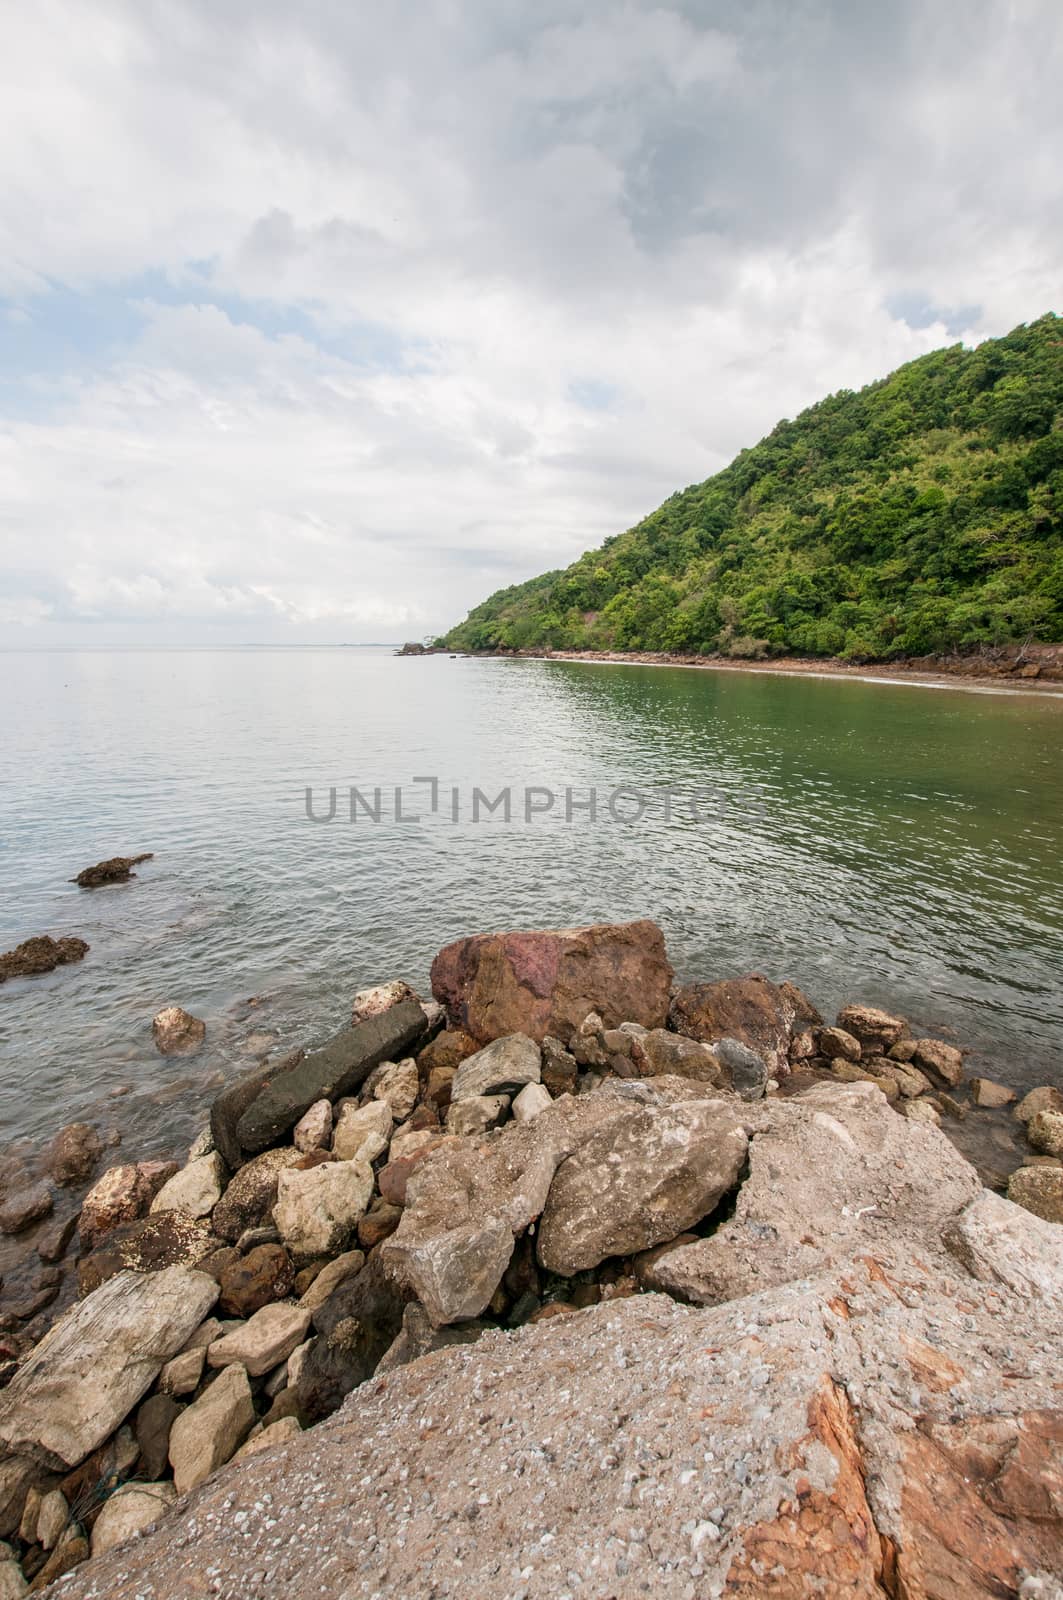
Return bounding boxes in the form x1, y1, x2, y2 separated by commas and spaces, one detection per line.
451, 1034, 541, 1102
207, 1301, 312, 1378
943, 1189, 1063, 1311
149, 1153, 225, 1218
352, 980, 417, 1024
0, 1266, 219, 1470
274, 1160, 374, 1259
445, 1096, 510, 1137
293, 1099, 333, 1153
366, 1059, 419, 1120
168, 1365, 255, 1494
512, 1083, 552, 1123
298, 1250, 365, 1312
332, 1099, 393, 1163
91, 1482, 176, 1556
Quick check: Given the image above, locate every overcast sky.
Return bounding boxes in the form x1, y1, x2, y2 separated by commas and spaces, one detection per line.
1, 0, 1060, 645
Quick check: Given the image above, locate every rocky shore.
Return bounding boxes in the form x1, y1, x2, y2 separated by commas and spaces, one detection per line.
0, 920, 1060, 1597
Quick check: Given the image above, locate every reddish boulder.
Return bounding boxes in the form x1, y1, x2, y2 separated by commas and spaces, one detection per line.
78, 1162, 178, 1252
218, 1244, 295, 1317
668, 973, 797, 1076
430, 920, 673, 1045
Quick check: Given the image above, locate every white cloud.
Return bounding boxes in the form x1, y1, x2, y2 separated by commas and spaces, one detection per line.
0, 0, 1060, 642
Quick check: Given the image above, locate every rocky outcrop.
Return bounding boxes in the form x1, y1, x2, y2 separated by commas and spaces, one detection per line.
430, 920, 673, 1043
668, 973, 796, 1075
0, 1268, 218, 1469
151, 1007, 206, 1057
0, 936, 88, 983
72, 855, 153, 889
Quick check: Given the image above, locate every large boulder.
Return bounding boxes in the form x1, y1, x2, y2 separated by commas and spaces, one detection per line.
668, 973, 797, 1075
0, 1267, 218, 1469
430, 920, 673, 1045
234, 1001, 427, 1151
536, 1100, 748, 1275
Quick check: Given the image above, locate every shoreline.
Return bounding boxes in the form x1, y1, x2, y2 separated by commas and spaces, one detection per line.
462, 645, 1063, 698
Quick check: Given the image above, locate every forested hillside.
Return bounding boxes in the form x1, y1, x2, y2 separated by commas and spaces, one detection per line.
445, 314, 1063, 660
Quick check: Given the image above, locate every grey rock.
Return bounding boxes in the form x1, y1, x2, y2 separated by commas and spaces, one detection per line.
451, 1034, 541, 1102
714, 1037, 769, 1100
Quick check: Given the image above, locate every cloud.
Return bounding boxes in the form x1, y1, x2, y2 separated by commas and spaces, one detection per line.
0, 0, 1060, 642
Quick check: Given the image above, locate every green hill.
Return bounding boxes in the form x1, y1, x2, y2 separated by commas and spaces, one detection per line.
444, 314, 1063, 661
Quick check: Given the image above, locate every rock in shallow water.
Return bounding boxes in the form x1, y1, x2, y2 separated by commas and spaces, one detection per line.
151, 1007, 206, 1057
44, 1123, 103, 1187
0, 935, 88, 982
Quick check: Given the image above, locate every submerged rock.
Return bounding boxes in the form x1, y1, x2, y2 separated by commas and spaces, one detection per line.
151, 1007, 206, 1057
72, 854, 153, 889
0, 1182, 52, 1237
0, 936, 88, 983
43, 1123, 103, 1187
430, 919, 673, 1044
0, 1267, 218, 1470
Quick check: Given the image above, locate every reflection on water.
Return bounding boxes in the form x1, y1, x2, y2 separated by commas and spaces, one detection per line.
1, 648, 1061, 1154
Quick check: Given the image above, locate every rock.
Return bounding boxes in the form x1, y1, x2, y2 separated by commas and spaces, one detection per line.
537, 1100, 748, 1276
540, 1036, 578, 1097
76, 1212, 216, 1294
451, 1034, 541, 1101
208, 1302, 312, 1378
865, 1056, 930, 1098
0, 1184, 52, 1237
158, 1345, 205, 1397
235, 1224, 281, 1252
72, 854, 153, 889
381, 1096, 632, 1324
235, 1002, 427, 1152
904, 1098, 942, 1127
943, 1188, 1063, 1309
298, 1250, 364, 1312
512, 1082, 552, 1122
90, 1481, 175, 1556
151, 1006, 205, 1056
445, 1095, 510, 1136
295, 1253, 411, 1421
789, 1029, 816, 1062
233, 1416, 302, 1462
0, 1267, 218, 1469
274, 1160, 374, 1259
713, 1036, 769, 1100
351, 979, 417, 1024
0, 1460, 40, 1542
0, 1559, 26, 1599
292, 1099, 332, 1153
1014, 1085, 1063, 1125
911, 1037, 964, 1086
835, 1003, 908, 1052
35, 1488, 69, 1549
655, 1083, 985, 1307
422, 1065, 456, 1110
630, 1029, 724, 1084
149, 1152, 225, 1219
377, 1138, 453, 1207
1008, 1165, 1063, 1224
970, 1076, 1017, 1108
235, 998, 429, 1152
389, 1127, 443, 1163
332, 1099, 393, 1163
375, 1301, 487, 1375
218, 1244, 295, 1316
26, 1528, 87, 1589
363, 1058, 420, 1121
211, 1146, 302, 1242
669, 973, 797, 1075
78, 1162, 177, 1251
168, 1365, 255, 1494
431, 920, 673, 1044
209, 1059, 285, 1170
777, 979, 823, 1029
35, 1213, 78, 1265
358, 1202, 401, 1251
816, 1025, 863, 1062
135, 1393, 181, 1480
44, 1124, 103, 1187
1027, 1109, 1063, 1157
0, 936, 88, 982
416, 1028, 480, 1078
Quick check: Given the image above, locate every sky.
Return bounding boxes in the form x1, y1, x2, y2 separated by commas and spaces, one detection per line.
1, 0, 1061, 646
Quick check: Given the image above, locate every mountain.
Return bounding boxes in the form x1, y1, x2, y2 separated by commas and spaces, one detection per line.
444, 314, 1063, 661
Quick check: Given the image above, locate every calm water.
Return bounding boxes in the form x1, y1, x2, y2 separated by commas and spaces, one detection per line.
1, 649, 1061, 1157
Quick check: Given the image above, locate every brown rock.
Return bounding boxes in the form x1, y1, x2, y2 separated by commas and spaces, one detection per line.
416, 1028, 480, 1079
430, 920, 673, 1045
1014, 1085, 1063, 1125
36, 1214, 78, 1265
72, 854, 152, 888
669, 974, 797, 1075
970, 1076, 1017, 1108
211, 1146, 302, 1242
911, 1037, 964, 1087
44, 1124, 103, 1187
0, 936, 88, 982
77, 1213, 217, 1294
423, 1065, 457, 1109
630, 1029, 724, 1083
27, 1531, 88, 1591
377, 1139, 452, 1207
151, 1006, 205, 1056
835, 1003, 907, 1053
1007, 1165, 1063, 1224
0, 1183, 52, 1237
1028, 1108, 1063, 1158
357, 1202, 402, 1251
78, 1162, 177, 1252
218, 1244, 295, 1316
816, 1026, 863, 1062
135, 1392, 181, 1480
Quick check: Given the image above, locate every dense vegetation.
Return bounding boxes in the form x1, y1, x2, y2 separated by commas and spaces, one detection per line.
444, 315, 1063, 661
